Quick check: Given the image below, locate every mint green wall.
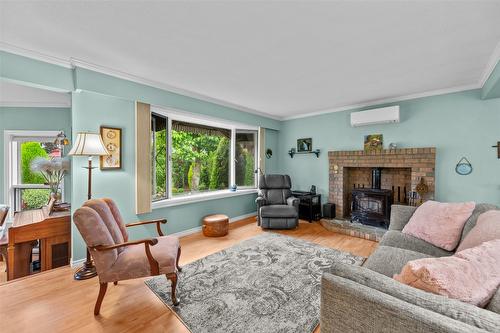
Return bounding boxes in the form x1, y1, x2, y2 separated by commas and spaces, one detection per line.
482, 60, 500, 99
71, 91, 258, 261
0, 52, 74, 92
74, 67, 280, 130
278, 89, 500, 205
264, 129, 280, 174
4, 51, 500, 262
0, 107, 72, 203
0, 51, 278, 262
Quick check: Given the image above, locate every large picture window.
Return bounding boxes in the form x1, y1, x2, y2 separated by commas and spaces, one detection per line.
151, 109, 258, 203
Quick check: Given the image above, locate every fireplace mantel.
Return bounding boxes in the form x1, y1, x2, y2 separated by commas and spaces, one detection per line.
328, 147, 436, 219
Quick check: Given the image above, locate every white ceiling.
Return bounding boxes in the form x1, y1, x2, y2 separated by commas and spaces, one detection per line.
1, 1, 500, 119
0, 80, 71, 107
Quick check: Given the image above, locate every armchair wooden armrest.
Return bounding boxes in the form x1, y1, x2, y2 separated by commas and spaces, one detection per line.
90, 238, 160, 275
126, 218, 167, 236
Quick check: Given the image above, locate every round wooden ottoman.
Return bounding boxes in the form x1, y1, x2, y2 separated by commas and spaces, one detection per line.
202, 214, 229, 237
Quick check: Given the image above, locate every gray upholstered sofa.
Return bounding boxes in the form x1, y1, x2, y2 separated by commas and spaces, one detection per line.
321, 204, 500, 333
255, 174, 299, 229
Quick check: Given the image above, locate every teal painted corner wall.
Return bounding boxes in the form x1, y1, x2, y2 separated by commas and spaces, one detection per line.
0, 51, 74, 92
264, 129, 280, 174
278, 89, 500, 206
0, 107, 72, 203
482, 60, 500, 100
74, 68, 281, 131
70, 91, 260, 261
0, 51, 279, 262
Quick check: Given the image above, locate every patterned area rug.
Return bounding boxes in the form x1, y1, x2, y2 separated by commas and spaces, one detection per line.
145, 232, 365, 333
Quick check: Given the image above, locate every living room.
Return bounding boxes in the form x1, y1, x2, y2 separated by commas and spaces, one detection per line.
0, 1, 499, 332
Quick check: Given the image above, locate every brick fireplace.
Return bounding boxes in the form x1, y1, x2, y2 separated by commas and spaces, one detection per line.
328, 148, 436, 220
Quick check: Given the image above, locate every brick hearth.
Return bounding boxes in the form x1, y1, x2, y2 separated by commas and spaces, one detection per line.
328, 148, 436, 219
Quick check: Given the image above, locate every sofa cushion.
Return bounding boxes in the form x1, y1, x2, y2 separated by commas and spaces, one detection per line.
363, 245, 433, 277
380, 230, 454, 257
327, 262, 500, 332
260, 205, 298, 218
402, 200, 476, 251
457, 210, 500, 252
394, 239, 500, 307
460, 203, 499, 242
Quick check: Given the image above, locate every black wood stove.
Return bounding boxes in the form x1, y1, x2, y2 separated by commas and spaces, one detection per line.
351, 168, 392, 228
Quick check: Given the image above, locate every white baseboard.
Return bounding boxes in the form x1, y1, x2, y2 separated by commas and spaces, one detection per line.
170, 211, 257, 238
71, 258, 86, 268
70, 212, 257, 266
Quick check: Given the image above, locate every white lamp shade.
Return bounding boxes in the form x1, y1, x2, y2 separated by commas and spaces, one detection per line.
68, 132, 110, 156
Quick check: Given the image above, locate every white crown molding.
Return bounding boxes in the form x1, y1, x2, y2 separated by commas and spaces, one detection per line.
2, 41, 498, 123
0, 42, 73, 68
0, 101, 71, 108
281, 83, 481, 121
1, 42, 280, 120
479, 40, 500, 87
70, 58, 282, 121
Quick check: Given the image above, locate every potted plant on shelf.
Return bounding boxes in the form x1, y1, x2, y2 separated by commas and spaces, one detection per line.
31, 157, 70, 203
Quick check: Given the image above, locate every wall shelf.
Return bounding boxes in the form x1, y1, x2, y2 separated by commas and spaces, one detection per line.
288, 148, 320, 158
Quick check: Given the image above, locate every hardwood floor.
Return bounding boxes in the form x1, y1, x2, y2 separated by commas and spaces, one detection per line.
0, 218, 378, 333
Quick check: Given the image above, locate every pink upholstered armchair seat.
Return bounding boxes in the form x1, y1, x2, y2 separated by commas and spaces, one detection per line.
102, 235, 179, 283
73, 198, 182, 314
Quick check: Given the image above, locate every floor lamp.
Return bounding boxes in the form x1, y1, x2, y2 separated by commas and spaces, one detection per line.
68, 132, 110, 280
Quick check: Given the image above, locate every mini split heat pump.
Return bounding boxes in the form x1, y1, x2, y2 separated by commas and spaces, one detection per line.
350, 105, 400, 127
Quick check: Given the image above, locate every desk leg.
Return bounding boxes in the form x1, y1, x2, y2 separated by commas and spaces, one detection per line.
7, 242, 32, 280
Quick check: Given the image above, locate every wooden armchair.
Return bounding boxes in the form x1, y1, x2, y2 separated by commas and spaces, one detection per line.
73, 198, 181, 315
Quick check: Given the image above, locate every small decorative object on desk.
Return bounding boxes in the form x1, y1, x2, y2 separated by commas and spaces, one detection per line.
53, 202, 71, 212
31, 157, 70, 203
455, 157, 473, 175
100, 126, 122, 170
364, 134, 383, 153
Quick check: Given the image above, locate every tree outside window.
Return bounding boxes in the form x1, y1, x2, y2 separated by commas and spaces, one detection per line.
20, 141, 61, 210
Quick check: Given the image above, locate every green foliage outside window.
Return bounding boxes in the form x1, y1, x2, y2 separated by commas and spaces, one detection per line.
153, 125, 255, 198
22, 189, 50, 210
153, 129, 167, 199
209, 137, 230, 190
21, 142, 49, 184
171, 130, 228, 195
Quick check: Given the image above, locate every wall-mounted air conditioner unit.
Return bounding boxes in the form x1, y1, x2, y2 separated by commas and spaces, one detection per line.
350, 106, 400, 127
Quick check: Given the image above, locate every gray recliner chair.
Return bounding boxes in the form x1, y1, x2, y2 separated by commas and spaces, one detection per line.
256, 174, 299, 229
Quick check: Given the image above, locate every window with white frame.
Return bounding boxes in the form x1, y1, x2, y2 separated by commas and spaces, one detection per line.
4, 131, 63, 212
151, 109, 258, 203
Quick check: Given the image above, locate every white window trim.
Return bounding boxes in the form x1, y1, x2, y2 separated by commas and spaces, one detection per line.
150, 105, 259, 208
3, 130, 62, 216
152, 188, 257, 209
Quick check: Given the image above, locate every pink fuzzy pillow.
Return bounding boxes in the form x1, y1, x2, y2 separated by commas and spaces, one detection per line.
394, 239, 500, 307
402, 201, 475, 251
456, 210, 500, 252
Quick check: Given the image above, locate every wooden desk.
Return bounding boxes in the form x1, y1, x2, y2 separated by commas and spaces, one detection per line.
7, 207, 71, 281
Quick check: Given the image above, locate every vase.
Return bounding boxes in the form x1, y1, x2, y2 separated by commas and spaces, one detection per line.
51, 191, 62, 203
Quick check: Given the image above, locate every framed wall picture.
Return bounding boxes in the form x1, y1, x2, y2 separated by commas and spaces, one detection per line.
364, 134, 383, 153
297, 138, 312, 152
100, 126, 122, 170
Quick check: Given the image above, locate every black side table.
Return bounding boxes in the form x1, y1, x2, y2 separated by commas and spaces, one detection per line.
291, 192, 322, 222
